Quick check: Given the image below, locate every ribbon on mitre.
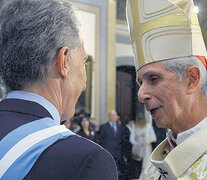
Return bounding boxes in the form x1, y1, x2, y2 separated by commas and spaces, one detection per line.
196, 56, 207, 69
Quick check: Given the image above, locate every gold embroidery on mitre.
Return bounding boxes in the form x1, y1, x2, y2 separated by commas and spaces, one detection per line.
126, 0, 206, 71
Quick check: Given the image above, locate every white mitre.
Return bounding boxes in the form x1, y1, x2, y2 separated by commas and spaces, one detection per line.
126, 0, 207, 71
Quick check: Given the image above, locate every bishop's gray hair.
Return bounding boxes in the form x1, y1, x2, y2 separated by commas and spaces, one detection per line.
0, 0, 82, 92
162, 56, 207, 97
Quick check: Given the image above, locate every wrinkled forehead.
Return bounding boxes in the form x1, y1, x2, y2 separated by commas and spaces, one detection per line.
137, 61, 164, 79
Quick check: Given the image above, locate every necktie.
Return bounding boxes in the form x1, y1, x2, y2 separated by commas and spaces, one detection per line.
112, 123, 117, 134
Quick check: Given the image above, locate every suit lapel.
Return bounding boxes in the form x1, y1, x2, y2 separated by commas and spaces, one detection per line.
107, 122, 120, 138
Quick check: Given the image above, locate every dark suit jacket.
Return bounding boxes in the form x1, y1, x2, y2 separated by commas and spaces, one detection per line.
98, 122, 122, 162
0, 99, 118, 180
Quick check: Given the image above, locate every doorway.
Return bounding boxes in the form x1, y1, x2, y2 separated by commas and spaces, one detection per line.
116, 66, 144, 124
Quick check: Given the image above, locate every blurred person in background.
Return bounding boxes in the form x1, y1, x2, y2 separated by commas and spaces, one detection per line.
126, 114, 156, 176
120, 117, 142, 179
129, 114, 156, 171
76, 109, 96, 131
98, 110, 122, 178
70, 116, 81, 133
77, 116, 99, 143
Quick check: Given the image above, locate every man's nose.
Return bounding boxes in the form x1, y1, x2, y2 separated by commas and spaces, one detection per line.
138, 84, 151, 103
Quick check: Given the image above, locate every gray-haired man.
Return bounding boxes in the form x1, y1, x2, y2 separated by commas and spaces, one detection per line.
127, 0, 207, 179
0, 0, 117, 179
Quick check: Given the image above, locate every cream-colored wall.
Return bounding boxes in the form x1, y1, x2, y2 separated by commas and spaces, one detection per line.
116, 24, 133, 61
106, 0, 116, 120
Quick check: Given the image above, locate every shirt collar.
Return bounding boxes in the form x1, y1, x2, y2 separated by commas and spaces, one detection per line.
167, 131, 177, 149
167, 117, 207, 148
109, 121, 116, 126
6, 90, 60, 124
109, 121, 113, 127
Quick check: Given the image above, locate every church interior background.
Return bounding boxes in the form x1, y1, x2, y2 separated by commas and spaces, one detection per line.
0, 0, 206, 126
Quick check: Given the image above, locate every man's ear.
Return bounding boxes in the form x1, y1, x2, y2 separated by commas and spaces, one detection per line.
187, 66, 200, 94
57, 46, 70, 77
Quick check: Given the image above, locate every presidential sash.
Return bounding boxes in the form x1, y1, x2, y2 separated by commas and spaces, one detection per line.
0, 117, 75, 180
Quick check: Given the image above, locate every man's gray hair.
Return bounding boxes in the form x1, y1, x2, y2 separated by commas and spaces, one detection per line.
0, 0, 82, 92
162, 56, 207, 97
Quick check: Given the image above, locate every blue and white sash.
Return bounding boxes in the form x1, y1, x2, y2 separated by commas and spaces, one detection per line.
0, 117, 75, 180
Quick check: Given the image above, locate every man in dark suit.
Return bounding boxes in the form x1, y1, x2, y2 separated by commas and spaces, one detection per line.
98, 110, 122, 177
0, 0, 117, 179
